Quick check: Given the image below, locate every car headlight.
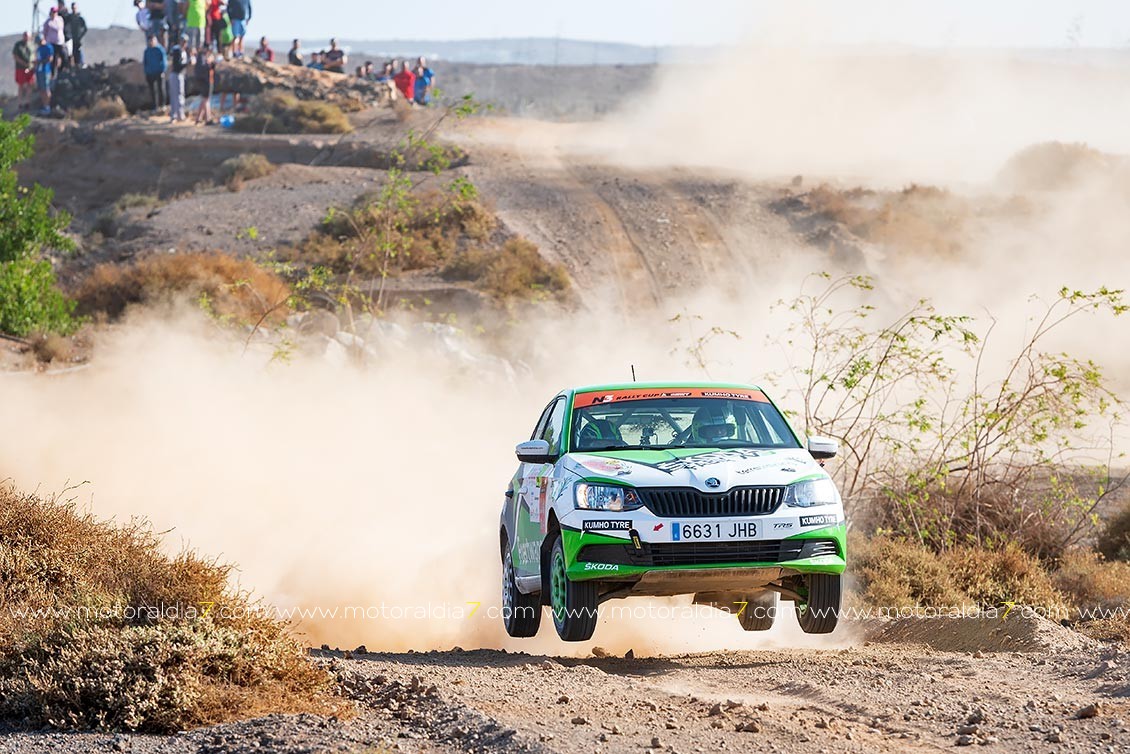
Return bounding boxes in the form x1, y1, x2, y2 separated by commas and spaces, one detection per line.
574, 483, 642, 511
782, 478, 841, 508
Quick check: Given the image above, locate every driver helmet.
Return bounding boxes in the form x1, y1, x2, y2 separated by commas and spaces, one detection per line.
690, 403, 737, 444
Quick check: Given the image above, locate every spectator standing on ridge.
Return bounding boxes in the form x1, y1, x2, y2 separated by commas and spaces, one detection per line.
323, 38, 345, 73
167, 33, 189, 122
146, 0, 168, 45
226, 0, 250, 58
143, 35, 167, 111
68, 4, 88, 67
375, 61, 393, 82
207, 0, 226, 52
166, 0, 184, 42
393, 60, 415, 103
413, 57, 434, 105
135, 0, 152, 38
34, 34, 54, 115
42, 7, 65, 79
12, 32, 34, 112
255, 37, 274, 62
194, 48, 216, 124
56, 2, 73, 70
306, 51, 323, 70
287, 39, 303, 66
185, 0, 205, 53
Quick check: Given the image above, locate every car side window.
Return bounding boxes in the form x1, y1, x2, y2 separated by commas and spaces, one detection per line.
530, 400, 556, 441
541, 398, 567, 453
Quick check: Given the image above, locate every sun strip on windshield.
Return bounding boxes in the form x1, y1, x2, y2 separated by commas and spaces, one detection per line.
572, 388, 769, 408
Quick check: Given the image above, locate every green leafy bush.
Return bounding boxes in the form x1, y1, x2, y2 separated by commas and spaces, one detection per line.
0, 255, 78, 336
0, 113, 77, 336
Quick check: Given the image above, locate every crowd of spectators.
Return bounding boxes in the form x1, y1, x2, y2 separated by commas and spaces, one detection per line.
11, 0, 438, 120
11, 0, 87, 115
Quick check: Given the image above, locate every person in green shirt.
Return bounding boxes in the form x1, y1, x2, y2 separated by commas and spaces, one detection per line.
185, 0, 206, 52
12, 32, 34, 111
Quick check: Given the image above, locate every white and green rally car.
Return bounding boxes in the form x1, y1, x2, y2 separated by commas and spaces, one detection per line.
499, 383, 846, 641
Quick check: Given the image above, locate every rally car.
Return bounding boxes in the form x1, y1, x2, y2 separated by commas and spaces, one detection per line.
499, 383, 846, 641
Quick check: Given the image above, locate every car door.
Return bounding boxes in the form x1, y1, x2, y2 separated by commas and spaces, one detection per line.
513, 396, 567, 579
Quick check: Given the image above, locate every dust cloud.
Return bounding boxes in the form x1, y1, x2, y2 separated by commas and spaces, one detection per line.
0, 307, 850, 656
591, 10, 1130, 185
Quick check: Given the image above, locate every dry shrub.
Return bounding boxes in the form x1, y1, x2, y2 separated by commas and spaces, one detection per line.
115, 192, 161, 212
216, 153, 276, 192
1053, 551, 1130, 613
72, 96, 128, 122
1096, 503, 1130, 562
997, 141, 1113, 192
234, 91, 353, 135
944, 544, 1067, 613
848, 532, 967, 609
72, 251, 290, 324
849, 533, 1068, 613
28, 331, 77, 364
805, 183, 970, 257
0, 484, 345, 732
300, 191, 499, 275
443, 239, 571, 301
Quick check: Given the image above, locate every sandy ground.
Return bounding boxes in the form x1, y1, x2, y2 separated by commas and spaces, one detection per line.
1, 616, 1127, 753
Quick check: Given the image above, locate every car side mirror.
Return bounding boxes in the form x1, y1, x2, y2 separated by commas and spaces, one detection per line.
516, 439, 555, 464
807, 436, 838, 460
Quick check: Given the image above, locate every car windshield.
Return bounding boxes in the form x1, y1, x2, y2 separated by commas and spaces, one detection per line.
569, 390, 800, 452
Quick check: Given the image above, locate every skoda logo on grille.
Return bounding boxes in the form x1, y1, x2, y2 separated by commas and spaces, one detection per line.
705, 477, 721, 489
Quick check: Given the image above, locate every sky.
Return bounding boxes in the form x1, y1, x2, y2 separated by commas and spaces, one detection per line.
4, 0, 1130, 49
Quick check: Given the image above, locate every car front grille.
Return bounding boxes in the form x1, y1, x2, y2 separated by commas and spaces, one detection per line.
577, 538, 840, 567
638, 486, 784, 518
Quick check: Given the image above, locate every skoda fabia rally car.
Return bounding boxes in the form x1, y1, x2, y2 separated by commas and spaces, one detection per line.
499, 383, 846, 641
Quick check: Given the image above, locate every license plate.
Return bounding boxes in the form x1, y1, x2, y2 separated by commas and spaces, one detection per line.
671, 520, 758, 541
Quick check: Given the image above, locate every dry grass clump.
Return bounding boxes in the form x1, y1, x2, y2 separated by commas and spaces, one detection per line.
443, 238, 571, 301
997, 141, 1113, 192
0, 484, 344, 732
1096, 502, 1130, 562
114, 192, 162, 212
805, 183, 971, 257
72, 251, 290, 324
72, 96, 128, 122
1053, 551, 1130, 613
216, 153, 277, 192
850, 534, 1065, 614
234, 91, 353, 135
945, 544, 1067, 613
847, 532, 967, 609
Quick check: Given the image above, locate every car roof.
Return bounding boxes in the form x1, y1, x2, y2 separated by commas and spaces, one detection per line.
567, 381, 766, 394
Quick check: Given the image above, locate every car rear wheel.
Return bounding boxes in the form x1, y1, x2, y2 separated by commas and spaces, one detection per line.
502, 546, 541, 638
737, 590, 778, 631
549, 534, 598, 641
795, 573, 841, 634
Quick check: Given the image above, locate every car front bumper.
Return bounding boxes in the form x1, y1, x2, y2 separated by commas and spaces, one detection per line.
559, 506, 846, 588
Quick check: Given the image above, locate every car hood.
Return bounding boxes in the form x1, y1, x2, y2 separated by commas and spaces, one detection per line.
563, 447, 827, 491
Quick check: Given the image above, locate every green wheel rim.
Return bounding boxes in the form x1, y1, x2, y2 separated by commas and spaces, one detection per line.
551, 549, 567, 625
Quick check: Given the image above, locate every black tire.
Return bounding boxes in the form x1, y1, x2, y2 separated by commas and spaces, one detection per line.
737, 590, 778, 631
548, 534, 598, 641
502, 546, 541, 638
795, 573, 841, 634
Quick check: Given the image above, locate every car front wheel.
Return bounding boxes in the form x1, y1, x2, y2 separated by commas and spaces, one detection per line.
549, 534, 598, 641
795, 573, 841, 634
502, 546, 541, 637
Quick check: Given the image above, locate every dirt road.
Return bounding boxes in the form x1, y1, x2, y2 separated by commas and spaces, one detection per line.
3, 616, 1126, 754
